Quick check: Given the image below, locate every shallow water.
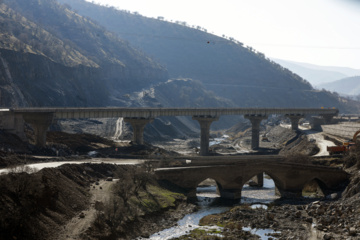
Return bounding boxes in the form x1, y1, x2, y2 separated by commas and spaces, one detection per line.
146, 188, 227, 240
147, 175, 280, 240
0, 158, 144, 174
242, 176, 280, 204
0, 159, 281, 239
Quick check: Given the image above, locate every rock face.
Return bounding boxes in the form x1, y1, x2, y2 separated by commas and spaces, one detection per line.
0, 0, 168, 108
0, 49, 106, 107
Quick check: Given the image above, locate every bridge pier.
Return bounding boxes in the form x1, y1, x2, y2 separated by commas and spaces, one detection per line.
0, 112, 27, 141
22, 113, 54, 147
244, 114, 267, 187
219, 188, 242, 200
192, 115, 219, 156
244, 114, 267, 150
124, 117, 153, 145
286, 114, 304, 130
320, 113, 336, 124
249, 173, 264, 187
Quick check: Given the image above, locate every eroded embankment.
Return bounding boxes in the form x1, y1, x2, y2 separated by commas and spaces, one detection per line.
0, 163, 194, 240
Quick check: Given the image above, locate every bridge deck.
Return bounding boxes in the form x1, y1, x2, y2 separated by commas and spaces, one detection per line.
8, 107, 338, 119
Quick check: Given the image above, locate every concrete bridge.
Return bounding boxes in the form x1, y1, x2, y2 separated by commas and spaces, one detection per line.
155, 155, 349, 201
0, 107, 338, 155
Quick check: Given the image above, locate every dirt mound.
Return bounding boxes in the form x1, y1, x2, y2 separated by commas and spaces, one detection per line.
0, 130, 29, 153
47, 131, 115, 153
280, 133, 319, 156
0, 163, 193, 240
0, 163, 121, 240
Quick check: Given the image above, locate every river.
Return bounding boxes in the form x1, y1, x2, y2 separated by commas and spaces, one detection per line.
0, 152, 282, 239
146, 174, 280, 240
0, 158, 145, 174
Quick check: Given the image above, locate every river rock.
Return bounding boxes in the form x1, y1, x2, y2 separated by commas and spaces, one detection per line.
349, 227, 356, 236
141, 232, 150, 238
326, 193, 338, 200
323, 233, 332, 240
265, 212, 275, 221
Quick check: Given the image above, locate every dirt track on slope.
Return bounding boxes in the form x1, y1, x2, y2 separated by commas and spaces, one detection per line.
56, 180, 115, 240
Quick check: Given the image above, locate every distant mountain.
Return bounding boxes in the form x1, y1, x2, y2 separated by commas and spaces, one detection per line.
317, 76, 360, 96
272, 58, 360, 87
291, 62, 360, 77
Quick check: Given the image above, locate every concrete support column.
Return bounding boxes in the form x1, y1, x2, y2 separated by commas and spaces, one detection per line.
244, 114, 267, 150
0, 112, 27, 140
249, 173, 264, 187
286, 114, 304, 131
13, 113, 27, 140
124, 117, 153, 145
320, 114, 336, 124
244, 114, 267, 187
192, 115, 219, 156
23, 113, 54, 147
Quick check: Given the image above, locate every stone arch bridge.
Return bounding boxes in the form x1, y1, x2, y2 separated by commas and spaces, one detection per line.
155, 155, 349, 201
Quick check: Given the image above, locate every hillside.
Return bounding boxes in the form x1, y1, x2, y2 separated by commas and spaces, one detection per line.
0, 0, 358, 122
317, 76, 360, 96
56, 0, 360, 111
58, 0, 310, 88
0, 0, 168, 107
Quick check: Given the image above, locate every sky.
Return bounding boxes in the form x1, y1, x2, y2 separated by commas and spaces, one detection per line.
87, 0, 360, 69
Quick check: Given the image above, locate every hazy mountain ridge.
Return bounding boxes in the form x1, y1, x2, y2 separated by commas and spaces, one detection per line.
317, 76, 360, 96
272, 58, 360, 87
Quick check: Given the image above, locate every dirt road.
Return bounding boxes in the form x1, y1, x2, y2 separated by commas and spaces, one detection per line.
304, 130, 336, 156
56, 180, 115, 240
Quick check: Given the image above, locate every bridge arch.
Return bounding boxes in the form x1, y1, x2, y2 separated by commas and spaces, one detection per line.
196, 178, 221, 198
243, 171, 284, 189
242, 171, 284, 197
302, 178, 327, 198
195, 177, 223, 191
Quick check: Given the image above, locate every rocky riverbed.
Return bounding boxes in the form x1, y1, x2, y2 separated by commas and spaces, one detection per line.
0, 124, 358, 239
